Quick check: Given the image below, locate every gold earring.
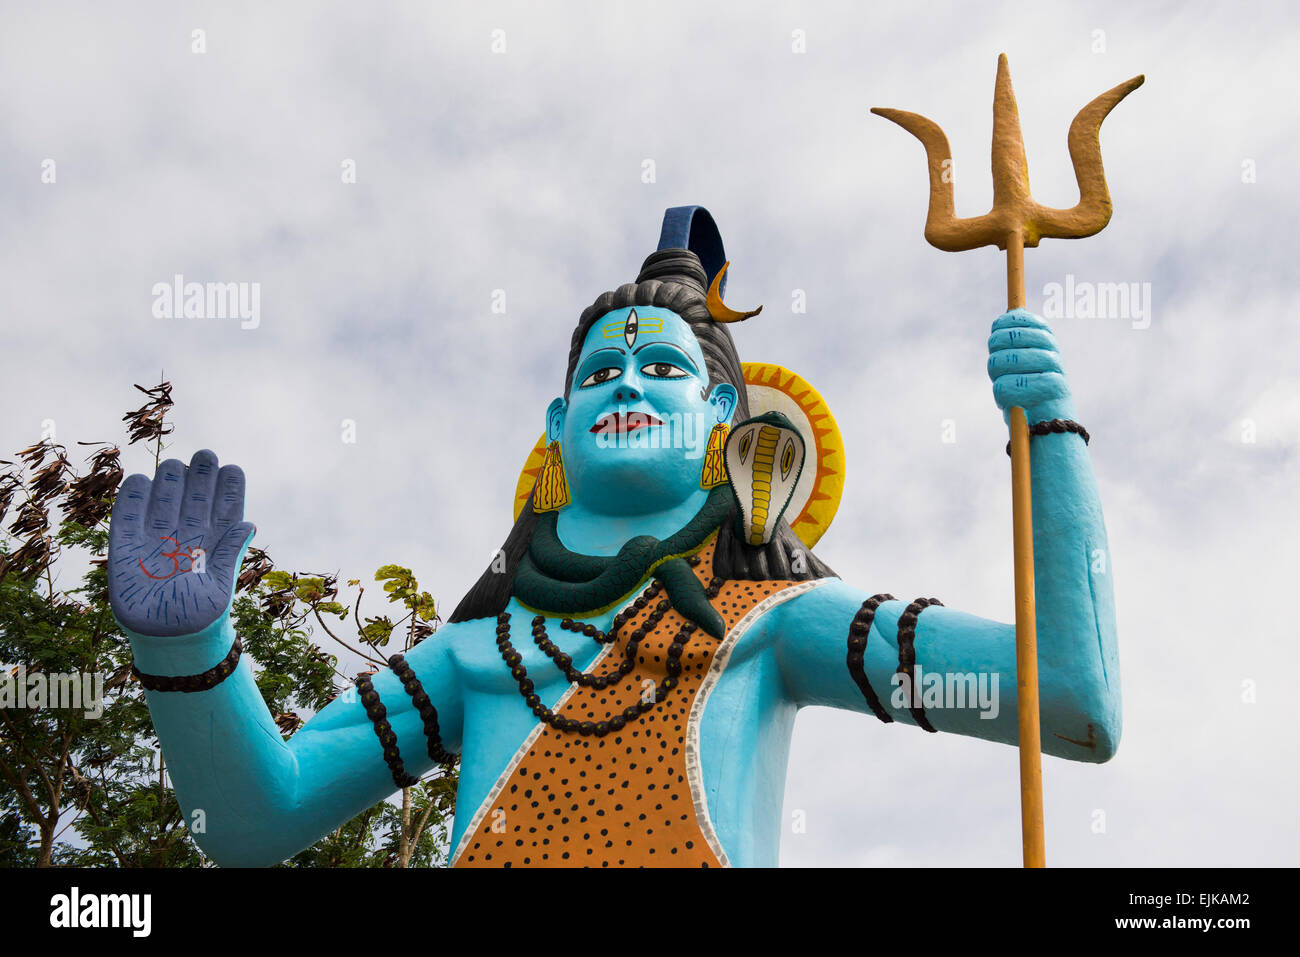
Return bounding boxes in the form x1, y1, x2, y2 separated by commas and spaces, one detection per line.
699, 423, 730, 489
532, 440, 571, 511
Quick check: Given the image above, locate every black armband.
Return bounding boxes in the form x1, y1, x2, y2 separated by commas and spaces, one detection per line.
132, 637, 242, 693
355, 671, 420, 788
389, 653, 458, 767
896, 598, 944, 733
846, 594, 896, 724
1005, 418, 1090, 456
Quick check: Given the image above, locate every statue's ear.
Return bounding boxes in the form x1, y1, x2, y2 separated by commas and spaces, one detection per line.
546, 397, 566, 442
708, 383, 739, 425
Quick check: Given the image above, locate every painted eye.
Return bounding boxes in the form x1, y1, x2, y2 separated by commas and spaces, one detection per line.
579, 367, 623, 388
641, 362, 689, 379
737, 429, 753, 464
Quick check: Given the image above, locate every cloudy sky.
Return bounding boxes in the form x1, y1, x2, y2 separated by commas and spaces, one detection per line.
2, 0, 1296, 866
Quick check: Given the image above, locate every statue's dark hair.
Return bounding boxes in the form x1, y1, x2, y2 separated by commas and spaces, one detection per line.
449, 249, 835, 624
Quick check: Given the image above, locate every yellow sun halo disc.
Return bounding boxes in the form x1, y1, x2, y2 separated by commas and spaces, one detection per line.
514, 434, 551, 522
513, 362, 843, 547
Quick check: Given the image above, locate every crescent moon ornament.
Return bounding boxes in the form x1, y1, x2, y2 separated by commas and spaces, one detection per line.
706, 261, 763, 323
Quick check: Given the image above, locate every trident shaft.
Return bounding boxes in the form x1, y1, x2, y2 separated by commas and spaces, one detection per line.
872, 54, 1142, 868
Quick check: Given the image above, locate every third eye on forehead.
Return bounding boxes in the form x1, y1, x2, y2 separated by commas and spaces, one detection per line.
587, 308, 701, 365
598, 307, 665, 349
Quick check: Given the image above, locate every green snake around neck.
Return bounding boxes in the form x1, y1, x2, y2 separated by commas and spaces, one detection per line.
511, 486, 733, 638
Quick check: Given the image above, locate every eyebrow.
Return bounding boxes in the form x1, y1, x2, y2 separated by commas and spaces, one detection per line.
632, 341, 698, 371
575, 347, 625, 376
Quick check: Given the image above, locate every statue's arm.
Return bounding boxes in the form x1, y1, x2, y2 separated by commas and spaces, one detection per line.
108, 450, 464, 866
773, 309, 1119, 761
131, 613, 464, 866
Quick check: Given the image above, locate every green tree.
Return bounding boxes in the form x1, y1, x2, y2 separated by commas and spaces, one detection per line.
0, 381, 457, 867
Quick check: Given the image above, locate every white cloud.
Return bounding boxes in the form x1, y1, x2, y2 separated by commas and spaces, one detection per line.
2, 0, 1296, 866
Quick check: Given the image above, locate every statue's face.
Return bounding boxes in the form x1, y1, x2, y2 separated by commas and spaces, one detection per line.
551, 306, 737, 516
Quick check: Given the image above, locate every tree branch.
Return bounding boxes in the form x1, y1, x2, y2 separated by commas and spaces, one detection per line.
313, 607, 385, 668
0, 709, 59, 812
408, 787, 440, 851
0, 742, 47, 828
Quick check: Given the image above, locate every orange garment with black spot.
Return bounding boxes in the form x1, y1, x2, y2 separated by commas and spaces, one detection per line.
455, 540, 795, 868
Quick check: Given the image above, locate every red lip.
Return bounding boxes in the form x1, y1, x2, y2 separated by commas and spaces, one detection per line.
590, 411, 664, 435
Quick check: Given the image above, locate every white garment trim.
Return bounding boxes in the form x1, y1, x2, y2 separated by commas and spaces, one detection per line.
683, 577, 834, 868
449, 640, 614, 867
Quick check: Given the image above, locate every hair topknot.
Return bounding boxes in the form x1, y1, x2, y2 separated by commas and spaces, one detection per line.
635, 249, 708, 292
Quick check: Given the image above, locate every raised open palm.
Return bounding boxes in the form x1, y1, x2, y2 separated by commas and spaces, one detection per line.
108, 449, 255, 637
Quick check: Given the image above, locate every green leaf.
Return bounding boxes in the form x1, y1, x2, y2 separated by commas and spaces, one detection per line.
263, 570, 293, 591
374, 564, 412, 582
360, 616, 394, 646
414, 592, 437, 622
294, 577, 327, 602
316, 601, 349, 619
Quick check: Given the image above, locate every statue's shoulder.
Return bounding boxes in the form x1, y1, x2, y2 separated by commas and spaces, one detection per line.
403, 613, 496, 672
750, 575, 851, 630
433, 614, 497, 648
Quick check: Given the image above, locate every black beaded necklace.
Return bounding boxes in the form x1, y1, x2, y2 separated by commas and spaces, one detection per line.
542, 583, 670, 690
495, 561, 724, 738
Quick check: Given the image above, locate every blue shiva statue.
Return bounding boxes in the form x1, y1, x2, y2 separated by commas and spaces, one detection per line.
107, 206, 1118, 867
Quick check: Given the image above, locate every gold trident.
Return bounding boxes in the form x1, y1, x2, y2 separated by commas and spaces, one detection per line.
872, 54, 1142, 869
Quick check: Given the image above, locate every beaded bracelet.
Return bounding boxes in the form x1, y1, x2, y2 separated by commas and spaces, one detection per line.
895, 597, 943, 733
132, 637, 242, 693
355, 671, 420, 789
1005, 418, 1090, 456
388, 653, 458, 767
845, 593, 896, 724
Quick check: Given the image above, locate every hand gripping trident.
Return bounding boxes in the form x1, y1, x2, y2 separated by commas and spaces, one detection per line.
872, 54, 1142, 868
